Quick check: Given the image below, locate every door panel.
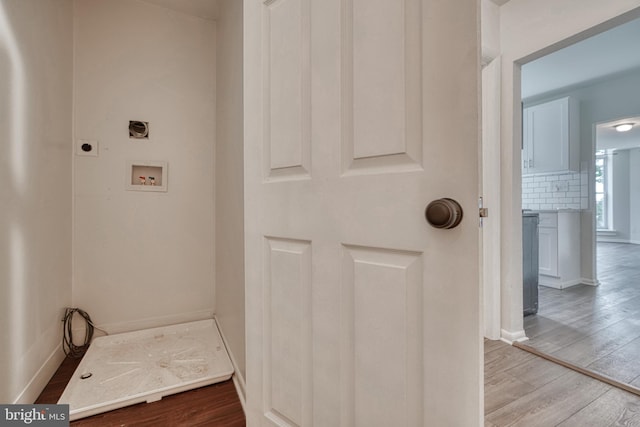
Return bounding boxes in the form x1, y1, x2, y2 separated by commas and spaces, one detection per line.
263, 237, 312, 426
341, 246, 423, 427
245, 0, 481, 425
264, 0, 311, 180
342, 0, 423, 174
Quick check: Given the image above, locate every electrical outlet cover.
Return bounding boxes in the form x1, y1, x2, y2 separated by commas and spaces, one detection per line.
76, 140, 98, 157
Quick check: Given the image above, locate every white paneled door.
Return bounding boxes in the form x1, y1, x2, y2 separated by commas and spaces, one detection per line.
244, 0, 481, 426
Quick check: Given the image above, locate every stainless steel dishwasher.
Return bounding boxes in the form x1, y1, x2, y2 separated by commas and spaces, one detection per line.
523, 212, 539, 316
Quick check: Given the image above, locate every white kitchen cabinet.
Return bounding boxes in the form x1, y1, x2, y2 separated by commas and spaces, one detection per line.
538, 224, 558, 277
538, 211, 581, 289
522, 97, 580, 175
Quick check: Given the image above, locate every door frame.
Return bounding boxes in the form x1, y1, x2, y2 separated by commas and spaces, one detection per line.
481, 56, 502, 340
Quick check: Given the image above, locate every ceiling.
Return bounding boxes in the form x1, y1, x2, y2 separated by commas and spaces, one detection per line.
521, 17, 640, 99
597, 117, 640, 151
139, 0, 219, 21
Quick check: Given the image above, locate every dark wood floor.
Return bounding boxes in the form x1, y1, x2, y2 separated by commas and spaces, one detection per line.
524, 242, 640, 388
485, 339, 640, 426
36, 356, 245, 426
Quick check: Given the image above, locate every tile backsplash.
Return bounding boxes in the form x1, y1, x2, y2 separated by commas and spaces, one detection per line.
522, 171, 588, 210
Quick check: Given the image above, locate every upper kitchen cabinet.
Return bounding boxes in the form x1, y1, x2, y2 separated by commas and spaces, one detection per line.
522, 97, 580, 175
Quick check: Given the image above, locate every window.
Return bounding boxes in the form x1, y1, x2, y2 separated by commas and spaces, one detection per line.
595, 150, 610, 229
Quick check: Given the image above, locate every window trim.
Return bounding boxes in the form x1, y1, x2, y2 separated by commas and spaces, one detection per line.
595, 150, 612, 231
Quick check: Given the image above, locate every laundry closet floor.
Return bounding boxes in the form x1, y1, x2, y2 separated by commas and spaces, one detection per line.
36, 321, 245, 426
38, 362, 244, 427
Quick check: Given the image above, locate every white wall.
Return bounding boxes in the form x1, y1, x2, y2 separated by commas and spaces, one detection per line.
497, 0, 640, 340
609, 150, 631, 241
576, 70, 640, 271
0, 0, 73, 403
481, 0, 500, 63
215, 0, 245, 380
605, 148, 640, 244
73, 0, 217, 332
630, 149, 640, 242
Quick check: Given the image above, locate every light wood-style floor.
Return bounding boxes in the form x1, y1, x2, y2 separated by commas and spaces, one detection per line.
484, 339, 640, 426
524, 242, 640, 387
486, 242, 640, 425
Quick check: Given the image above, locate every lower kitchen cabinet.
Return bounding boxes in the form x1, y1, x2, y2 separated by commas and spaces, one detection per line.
538, 211, 581, 289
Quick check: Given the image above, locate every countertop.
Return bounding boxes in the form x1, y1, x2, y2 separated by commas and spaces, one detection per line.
523, 209, 582, 213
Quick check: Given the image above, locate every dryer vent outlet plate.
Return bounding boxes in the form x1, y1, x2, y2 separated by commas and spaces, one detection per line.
76, 140, 98, 157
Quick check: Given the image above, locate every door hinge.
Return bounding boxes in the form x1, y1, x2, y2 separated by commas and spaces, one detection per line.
479, 197, 488, 228
479, 197, 489, 218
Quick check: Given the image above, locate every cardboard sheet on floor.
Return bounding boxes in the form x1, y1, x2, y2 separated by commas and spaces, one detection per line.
58, 319, 234, 421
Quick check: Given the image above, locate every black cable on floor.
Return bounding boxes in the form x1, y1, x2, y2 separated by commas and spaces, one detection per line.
62, 307, 108, 358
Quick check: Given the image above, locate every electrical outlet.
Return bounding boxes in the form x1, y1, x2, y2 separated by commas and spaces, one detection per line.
76, 139, 98, 157
551, 181, 569, 192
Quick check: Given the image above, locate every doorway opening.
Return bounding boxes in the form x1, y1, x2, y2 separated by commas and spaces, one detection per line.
518, 16, 640, 392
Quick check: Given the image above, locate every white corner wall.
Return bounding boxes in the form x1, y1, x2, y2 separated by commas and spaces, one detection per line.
630, 149, 640, 243
215, 0, 245, 379
73, 0, 217, 332
611, 150, 631, 242
481, 0, 500, 63
0, 0, 73, 403
608, 148, 640, 245
498, 0, 640, 340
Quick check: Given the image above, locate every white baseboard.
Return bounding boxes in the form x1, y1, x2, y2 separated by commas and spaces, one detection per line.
232, 372, 246, 414
14, 344, 65, 404
77, 309, 215, 338
539, 278, 583, 290
213, 315, 246, 413
580, 278, 600, 287
597, 238, 626, 243
597, 238, 640, 245
500, 329, 528, 344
